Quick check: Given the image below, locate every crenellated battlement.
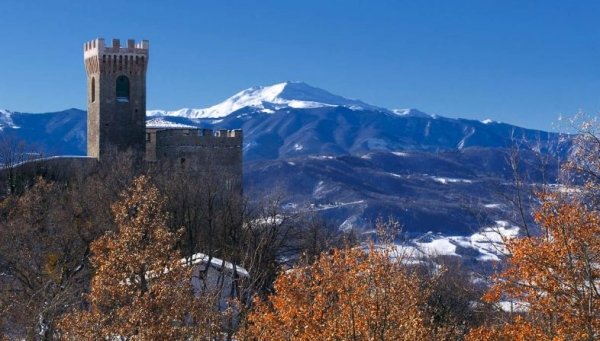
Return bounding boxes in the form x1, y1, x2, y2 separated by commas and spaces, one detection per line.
149, 128, 243, 145
198, 129, 244, 139
84, 38, 149, 55
84, 38, 149, 75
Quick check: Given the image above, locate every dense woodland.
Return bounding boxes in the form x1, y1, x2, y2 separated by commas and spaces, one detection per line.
0, 118, 598, 340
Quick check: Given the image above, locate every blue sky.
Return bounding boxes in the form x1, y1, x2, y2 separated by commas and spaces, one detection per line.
0, 1, 599, 130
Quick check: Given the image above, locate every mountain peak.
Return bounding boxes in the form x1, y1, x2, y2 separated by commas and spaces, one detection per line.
148, 81, 389, 119
276, 81, 377, 109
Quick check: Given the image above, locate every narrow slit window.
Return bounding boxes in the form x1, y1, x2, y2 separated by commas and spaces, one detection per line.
91, 77, 96, 103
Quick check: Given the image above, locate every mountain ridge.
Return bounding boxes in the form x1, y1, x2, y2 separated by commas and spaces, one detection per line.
2, 81, 552, 132
0, 81, 568, 161
0, 82, 572, 248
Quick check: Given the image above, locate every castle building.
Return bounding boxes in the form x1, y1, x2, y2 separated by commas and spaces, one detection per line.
83, 38, 242, 185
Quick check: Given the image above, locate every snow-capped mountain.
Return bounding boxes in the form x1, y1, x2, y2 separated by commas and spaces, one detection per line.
143, 82, 568, 160
0, 82, 570, 241
147, 81, 389, 118
0, 81, 568, 162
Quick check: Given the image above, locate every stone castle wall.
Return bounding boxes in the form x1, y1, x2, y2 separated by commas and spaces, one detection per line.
146, 127, 243, 189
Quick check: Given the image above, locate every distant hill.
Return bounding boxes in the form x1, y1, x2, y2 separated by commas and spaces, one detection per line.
0, 108, 86, 156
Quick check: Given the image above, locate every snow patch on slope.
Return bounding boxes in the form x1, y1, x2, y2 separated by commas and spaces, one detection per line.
416, 238, 457, 256
392, 151, 409, 157
457, 127, 475, 149
0, 109, 20, 130
392, 108, 431, 118
339, 215, 359, 232
311, 201, 365, 211
431, 176, 473, 184
390, 220, 520, 262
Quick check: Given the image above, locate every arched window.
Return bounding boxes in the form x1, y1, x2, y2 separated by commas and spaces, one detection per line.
91, 77, 96, 103
116, 75, 130, 102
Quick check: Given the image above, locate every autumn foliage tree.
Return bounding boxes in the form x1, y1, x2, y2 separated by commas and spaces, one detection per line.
469, 118, 600, 341
57, 175, 222, 340
467, 194, 600, 340
239, 245, 429, 340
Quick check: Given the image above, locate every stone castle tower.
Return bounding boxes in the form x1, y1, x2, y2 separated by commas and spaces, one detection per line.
83, 38, 149, 159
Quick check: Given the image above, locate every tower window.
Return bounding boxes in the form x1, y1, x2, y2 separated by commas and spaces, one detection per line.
116, 75, 130, 102
91, 77, 96, 103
